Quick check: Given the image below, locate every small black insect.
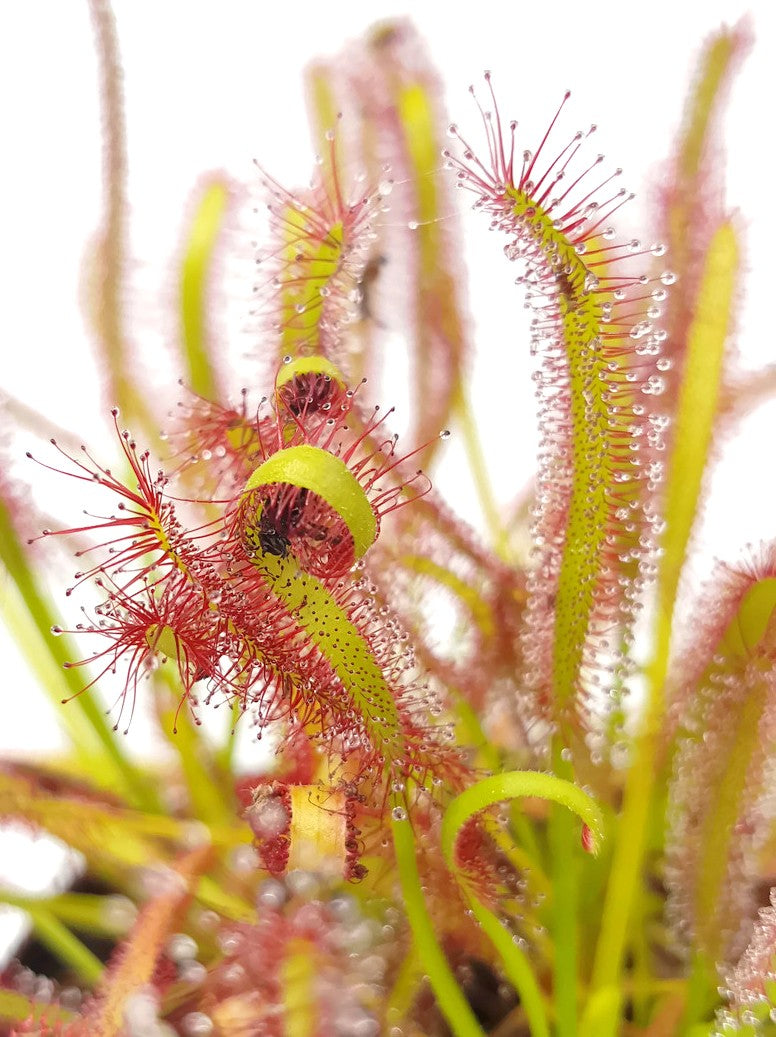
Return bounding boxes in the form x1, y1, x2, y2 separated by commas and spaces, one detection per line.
257, 527, 291, 557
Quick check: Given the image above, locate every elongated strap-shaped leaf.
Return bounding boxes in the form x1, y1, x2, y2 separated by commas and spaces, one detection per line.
590, 220, 741, 1029
448, 86, 667, 748
180, 176, 231, 399
86, 0, 153, 438
306, 23, 471, 466
83, 846, 211, 1036
397, 79, 469, 464
590, 27, 749, 1009
257, 553, 402, 765
391, 811, 488, 1037
258, 158, 379, 367
658, 220, 739, 628
662, 22, 750, 411
665, 560, 776, 966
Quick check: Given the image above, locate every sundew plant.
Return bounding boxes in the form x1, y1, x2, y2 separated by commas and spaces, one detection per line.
0, 4, 772, 1036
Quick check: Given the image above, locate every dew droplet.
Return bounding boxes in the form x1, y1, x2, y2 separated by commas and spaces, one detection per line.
165, 932, 198, 963
181, 1012, 214, 1036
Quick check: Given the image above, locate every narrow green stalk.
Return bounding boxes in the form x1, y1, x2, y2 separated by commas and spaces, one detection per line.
585, 607, 671, 1036
682, 952, 717, 1032
26, 906, 105, 986
386, 947, 423, 1024
550, 747, 578, 1037
0, 890, 131, 938
391, 813, 487, 1037
467, 896, 550, 1037
586, 223, 739, 1036
453, 383, 511, 560
442, 771, 603, 1037
179, 177, 229, 399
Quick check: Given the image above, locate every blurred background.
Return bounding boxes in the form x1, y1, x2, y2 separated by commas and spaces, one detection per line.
0, 0, 773, 960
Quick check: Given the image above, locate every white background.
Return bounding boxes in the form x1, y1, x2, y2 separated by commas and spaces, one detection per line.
0, 0, 774, 958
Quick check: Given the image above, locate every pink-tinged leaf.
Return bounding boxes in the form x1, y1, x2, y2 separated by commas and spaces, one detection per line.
79, 845, 211, 1036
449, 81, 665, 760
253, 153, 384, 371
655, 19, 751, 412
309, 20, 471, 467
178, 174, 237, 402
665, 546, 776, 963
84, 0, 154, 440
367, 490, 530, 750
714, 888, 776, 1034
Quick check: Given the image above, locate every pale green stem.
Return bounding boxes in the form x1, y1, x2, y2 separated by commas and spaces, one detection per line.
26, 906, 104, 986
467, 895, 550, 1037
442, 771, 603, 1037
584, 605, 672, 1036
1, 890, 130, 938
682, 952, 717, 1032
386, 946, 423, 1025
391, 813, 487, 1037
452, 383, 511, 560
550, 745, 578, 1037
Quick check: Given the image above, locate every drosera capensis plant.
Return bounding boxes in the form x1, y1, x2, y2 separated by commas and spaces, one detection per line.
0, 5, 771, 1036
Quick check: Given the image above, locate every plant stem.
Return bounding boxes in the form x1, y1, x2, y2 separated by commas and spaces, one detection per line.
469, 895, 550, 1037
26, 907, 104, 986
550, 746, 578, 1037
453, 383, 510, 560
585, 605, 672, 1035
391, 813, 487, 1037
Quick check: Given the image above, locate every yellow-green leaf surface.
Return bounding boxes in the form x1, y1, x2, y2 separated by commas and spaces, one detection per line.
180, 177, 230, 399
257, 553, 403, 767
658, 220, 739, 624
245, 444, 377, 559
590, 220, 740, 1030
